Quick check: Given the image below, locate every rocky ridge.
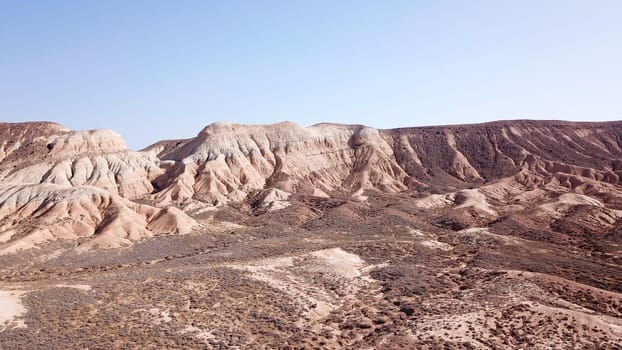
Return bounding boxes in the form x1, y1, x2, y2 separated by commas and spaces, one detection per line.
1, 120, 622, 254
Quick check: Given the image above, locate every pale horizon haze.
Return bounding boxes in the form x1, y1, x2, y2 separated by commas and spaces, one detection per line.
1, 0, 621, 149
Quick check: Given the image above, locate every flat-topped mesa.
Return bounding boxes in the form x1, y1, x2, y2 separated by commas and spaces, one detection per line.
150, 122, 410, 206
151, 122, 348, 205
158, 121, 353, 161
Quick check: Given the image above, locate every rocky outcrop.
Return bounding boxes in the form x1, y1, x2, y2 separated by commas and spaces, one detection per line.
0, 123, 197, 254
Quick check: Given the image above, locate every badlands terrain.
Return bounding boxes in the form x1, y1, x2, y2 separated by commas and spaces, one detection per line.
0, 119, 622, 349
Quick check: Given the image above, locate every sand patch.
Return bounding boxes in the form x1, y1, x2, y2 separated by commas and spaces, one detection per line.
310, 247, 364, 279
457, 227, 520, 245
0, 290, 28, 330
227, 248, 376, 321
454, 189, 496, 216
180, 325, 215, 341
54, 284, 92, 291
405, 226, 454, 251
419, 239, 453, 251
414, 193, 455, 210
133, 307, 172, 325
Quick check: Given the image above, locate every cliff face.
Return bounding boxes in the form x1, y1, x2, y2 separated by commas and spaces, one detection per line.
1, 119, 622, 253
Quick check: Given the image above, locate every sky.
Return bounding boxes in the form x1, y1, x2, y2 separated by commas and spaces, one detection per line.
1, 1, 621, 149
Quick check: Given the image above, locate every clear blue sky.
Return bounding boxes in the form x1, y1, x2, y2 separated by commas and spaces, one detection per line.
1, 0, 621, 149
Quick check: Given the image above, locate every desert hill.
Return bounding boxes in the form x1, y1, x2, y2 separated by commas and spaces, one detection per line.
1, 119, 621, 254
1, 119, 621, 348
